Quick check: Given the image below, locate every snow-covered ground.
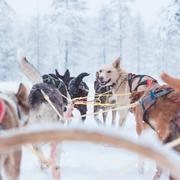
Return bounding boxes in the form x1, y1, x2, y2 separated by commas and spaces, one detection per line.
19, 114, 170, 180
0, 82, 178, 180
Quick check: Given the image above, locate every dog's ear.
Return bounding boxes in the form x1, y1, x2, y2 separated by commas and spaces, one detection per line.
16, 83, 29, 107
55, 69, 63, 80
75, 73, 89, 87
112, 57, 121, 69
64, 69, 70, 81
95, 72, 99, 80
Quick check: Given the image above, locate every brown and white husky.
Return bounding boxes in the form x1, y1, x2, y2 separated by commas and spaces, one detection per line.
17, 49, 65, 178
0, 83, 29, 180
96, 57, 159, 127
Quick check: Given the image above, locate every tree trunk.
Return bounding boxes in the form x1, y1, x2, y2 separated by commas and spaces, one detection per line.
119, 0, 123, 57
65, 41, 69, 69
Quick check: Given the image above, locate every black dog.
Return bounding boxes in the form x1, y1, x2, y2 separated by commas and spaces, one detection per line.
56, 69, 89, 121
55, 69, 73, 87
42, 73, 68, 107
29, 83, 65, 116
94, 72, 116, 125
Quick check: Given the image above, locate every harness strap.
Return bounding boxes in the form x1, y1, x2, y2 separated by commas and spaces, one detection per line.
140, 99, 156, 131
139, 87, 174, 131
128, 73, 158, 93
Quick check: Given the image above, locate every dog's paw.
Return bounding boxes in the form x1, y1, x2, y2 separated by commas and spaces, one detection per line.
138, 165, 144, 175
52, 165, 61, 180
40, 161, 49, 170
137, 160, 145, 175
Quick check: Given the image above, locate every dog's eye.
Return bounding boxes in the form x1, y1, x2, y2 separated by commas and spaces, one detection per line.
99, 70, 102, 73
107, 70, 112, 73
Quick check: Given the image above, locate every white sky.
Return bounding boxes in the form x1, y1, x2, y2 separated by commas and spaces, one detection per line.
6, 0, 169, 26
131, 0, 169, 25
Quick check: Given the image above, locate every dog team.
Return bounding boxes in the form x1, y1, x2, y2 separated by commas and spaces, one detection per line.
0, 49, 179, 180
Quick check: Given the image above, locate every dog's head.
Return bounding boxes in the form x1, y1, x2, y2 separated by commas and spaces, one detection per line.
97, 57, 121, 86
3, 83, 30, 122
16, 83, 30, 120
55, 69, 72, 86
68, 72, 89, 98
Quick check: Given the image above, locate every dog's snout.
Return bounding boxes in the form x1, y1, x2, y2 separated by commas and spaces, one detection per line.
63, 107, 67, 112
99, 76, 104, 82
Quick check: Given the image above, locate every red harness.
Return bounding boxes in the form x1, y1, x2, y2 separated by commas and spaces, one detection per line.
0, 99, 5, 123
146, 79, 153, 88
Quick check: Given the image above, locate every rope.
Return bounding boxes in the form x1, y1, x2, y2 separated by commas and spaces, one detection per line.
26, 145, 52, 167
73, 102, 138, 119
40, 90, 63, 121
26, 144, 61, 180
72, 91, 132, 102
166, 137, 180, 148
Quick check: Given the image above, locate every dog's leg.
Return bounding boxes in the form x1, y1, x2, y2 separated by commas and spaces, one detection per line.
102, 111, 108, 124
118, 109, 128, 127
111, 107, 117, 126
4, 150, 22, 180
79, 105, 87, 122
33, 145, 49, 170
153, 166, 163, 180
50, 142, 61, 180
137, 156, 145, 175
94, 106, 102, 124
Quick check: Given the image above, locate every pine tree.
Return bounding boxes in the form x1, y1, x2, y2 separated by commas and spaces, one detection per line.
51, 0, 88, 72
158, 0, 180, 75
0, 0, 16, 80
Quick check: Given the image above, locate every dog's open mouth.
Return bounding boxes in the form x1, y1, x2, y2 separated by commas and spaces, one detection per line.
99, 78, 111, 86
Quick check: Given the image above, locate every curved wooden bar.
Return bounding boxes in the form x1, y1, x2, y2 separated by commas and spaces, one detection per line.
0, 126, 179, 179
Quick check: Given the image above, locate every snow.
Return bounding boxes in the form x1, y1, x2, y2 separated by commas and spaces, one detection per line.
18, 117, 170, 180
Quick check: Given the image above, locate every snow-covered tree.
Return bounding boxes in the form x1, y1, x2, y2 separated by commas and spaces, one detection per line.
0, 0, 17, 80
51, 0, 88, 72
158, 0, 180, 75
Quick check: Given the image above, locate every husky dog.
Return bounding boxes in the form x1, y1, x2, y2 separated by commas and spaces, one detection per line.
56, 69, 89, 121
42, 73, 68, 107
130, 84, 180, 180
0, 83, 29, 180
94, 72, 117, 125
17, 50, 64, 176
97, 57, 159, 127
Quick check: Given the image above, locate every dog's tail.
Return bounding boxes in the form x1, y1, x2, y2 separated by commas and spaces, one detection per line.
161, 73, 180, 92
75, 72, 89, 86
17, 49, 42, 84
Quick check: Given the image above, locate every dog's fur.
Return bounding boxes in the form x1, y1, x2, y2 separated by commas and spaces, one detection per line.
55, 69, 73, 87
17, 50, 64, 174
130, 85, 180, 180
0, 83, 29, 180
42, 73, 68, 106
94, 72, 117, 124
97, 57, 159, 126
56, 69, 89, 121
28, 83, 65, 124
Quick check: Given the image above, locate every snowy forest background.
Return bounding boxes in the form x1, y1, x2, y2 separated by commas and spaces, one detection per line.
0, 0, 180, 81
